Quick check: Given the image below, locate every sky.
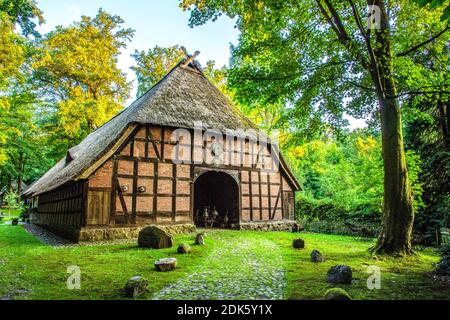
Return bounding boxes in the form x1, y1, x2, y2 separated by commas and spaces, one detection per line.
35, 0, 366, 129
36, 0, 239, 101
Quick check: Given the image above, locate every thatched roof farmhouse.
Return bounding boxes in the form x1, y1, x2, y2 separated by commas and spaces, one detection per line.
25, 54, 300, 242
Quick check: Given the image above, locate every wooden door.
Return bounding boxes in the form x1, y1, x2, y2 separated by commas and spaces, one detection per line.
283, 191, 294, 220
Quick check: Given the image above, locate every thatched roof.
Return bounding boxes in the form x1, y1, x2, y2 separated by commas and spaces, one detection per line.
25, 59, 300, 196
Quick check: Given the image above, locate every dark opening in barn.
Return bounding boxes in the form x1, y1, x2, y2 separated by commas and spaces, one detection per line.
194, 171, 239, 228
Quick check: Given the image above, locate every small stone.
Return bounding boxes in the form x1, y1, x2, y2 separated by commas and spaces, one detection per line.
292, 238, 305, 249
155, 258, 177, 272
138, 226, 173, 249
125, 276, 148, 298
326, 265, 353, 284
324, 288, 352, 300
177, 244, 192, 254
311, 249, 325, 262
195, 233, 205, 245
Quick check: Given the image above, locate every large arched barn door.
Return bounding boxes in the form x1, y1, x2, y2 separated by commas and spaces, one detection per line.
194, 171, 239, 228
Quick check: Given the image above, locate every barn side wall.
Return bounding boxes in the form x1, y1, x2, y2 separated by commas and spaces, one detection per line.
30, 181, 85, 241
85, 124, 297, 228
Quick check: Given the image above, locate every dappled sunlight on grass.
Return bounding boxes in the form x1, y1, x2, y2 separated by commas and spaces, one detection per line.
0, 226, 447, 300
265, 232, 448, 300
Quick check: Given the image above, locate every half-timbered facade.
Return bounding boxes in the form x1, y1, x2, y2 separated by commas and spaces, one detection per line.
25, 55, 300, 241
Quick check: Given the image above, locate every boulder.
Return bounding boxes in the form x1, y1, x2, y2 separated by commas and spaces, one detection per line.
138, 226, 173, 249
324, 288, 352, 300
124, 276, 148, 298
195, 233, 205, 245
292, 223, 304, 233
154, 258, 177, 272
177, 243, 192, 254
293, 238, 305, 249
311, 249, 325, 263
326, 265, 353, 284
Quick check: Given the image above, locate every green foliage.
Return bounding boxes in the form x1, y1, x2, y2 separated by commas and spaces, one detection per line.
0, 0, 43, 37
131, 45, 185, 97
290, 132, 383, 221
404, 91, 449, 244
4, 190, 19, 209
181, 0, 447, 130
288, 130, 424, 236
0, 13, 25, 88
414, 0, 450, 21
0, 87, 51, 190
1, 7, 135, 197
181, 1, 449, 248
0, 12, 54, 190
435, 244, 450, 276
0, 13, 26, 165
405, 150, 425, 214
33, 9, 134, 143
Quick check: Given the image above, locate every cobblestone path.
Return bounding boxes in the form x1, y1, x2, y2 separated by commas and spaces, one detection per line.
153, 233, 285, 300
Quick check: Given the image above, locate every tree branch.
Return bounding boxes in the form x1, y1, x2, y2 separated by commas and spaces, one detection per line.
396, 25, 449, 57
346, 80, 376, 92
316, 0, 371, 70
349, 0, 368, 40
389, 90, 450, 99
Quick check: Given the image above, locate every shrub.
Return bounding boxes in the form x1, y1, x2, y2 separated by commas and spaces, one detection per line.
435, 244, 450, 276
19, 207, 29, 222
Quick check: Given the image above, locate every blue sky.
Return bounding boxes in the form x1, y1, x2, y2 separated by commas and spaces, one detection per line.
35, 1, 365, 128
36, 0, 239, 101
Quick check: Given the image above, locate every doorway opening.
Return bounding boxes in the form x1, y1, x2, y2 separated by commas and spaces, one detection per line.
194, 171, 239, 228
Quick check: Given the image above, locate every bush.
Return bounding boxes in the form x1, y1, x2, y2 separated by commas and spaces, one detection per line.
435, 244, 450, 276
296, 197, 380, 237
298, 218, 379, 238
19, 207, 29, 222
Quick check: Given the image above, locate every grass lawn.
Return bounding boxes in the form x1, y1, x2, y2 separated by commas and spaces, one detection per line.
0, 209, 21, 224
0, 224, 448, 300
263, 232, 449, 300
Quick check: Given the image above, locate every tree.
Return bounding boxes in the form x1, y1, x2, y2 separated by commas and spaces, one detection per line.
4, 190, 20, 215
131, 45, 185, 97
180, 0, 449, 254
0, 2, 44, 190
33, 9, 134, 144
0, 88, 50, 193
0, 12, 26, 165
403, 64, 449, 244
0, 0, 43, 37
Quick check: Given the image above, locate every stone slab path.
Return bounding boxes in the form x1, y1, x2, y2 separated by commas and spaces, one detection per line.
153, 233, 285, 300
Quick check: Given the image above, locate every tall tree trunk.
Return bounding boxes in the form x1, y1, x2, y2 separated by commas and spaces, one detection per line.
437, 98, 449, 149
17, 152, 24, 197
372, 96, 414, 254
370, 0, 414, 255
